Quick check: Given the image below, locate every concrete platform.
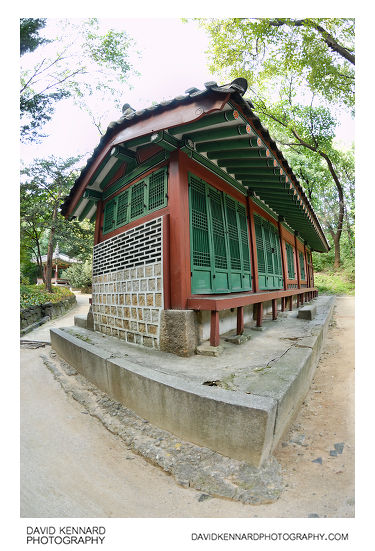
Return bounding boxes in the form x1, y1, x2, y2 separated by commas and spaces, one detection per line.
50, 295, 335, 468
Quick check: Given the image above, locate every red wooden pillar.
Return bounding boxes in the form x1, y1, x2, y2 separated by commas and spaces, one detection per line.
294, 232, 301, 290
311, 255, 315, 288
289, 295, 293, 311
247, 195, 259, 293
210, 311, 220, 347
272, 298, 278, 320
278, 216, 288, 291
162, 213, 171, 310
303, 242, 309, 287
168, 151, 191, 309
237, 306, 244, 335
94, 200, 103, 245
281, 296, 285, 312
256, 302, 263, 327
296, 294, 300, 308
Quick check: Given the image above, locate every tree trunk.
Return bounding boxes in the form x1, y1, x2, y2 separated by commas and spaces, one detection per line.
45, 203, 58, 293
333, 233, 341, 269
320, 153, 345, 269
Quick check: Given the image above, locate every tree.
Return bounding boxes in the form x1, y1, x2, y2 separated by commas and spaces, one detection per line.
61, 260, 93, 291
198, 18, 354, 109
20, 18, 50, 55
195, 17, 355, 267
21, 156, 82, 291
20, 18, 136, 142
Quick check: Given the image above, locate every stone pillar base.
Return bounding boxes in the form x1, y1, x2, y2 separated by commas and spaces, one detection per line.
160, 310, 198, 357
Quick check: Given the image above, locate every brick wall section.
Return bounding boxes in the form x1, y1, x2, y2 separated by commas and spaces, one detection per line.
91, 217, 164, 348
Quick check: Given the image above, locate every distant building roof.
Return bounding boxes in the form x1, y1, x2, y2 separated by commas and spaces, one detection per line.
33, 243, 80, 265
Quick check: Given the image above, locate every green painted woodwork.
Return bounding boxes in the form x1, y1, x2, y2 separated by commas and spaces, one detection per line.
78, 200, 95, 221
241, 176, 288, 185
206, 149, 274, 161
189, 173, 251, 294
111, 145, 137, 165
242, 182, 289, 190
184, 124, 251, 143
98, 159, 123, 190
285, 242, 295, 279
89, 210, 97, 223
253, 214, 283, 290
168, 109, 238, 136
221, 166, 281, 176
83, 189, 102, 201
102, 167, 168, 235
240, 185, 291, 195
103, 197, 116, 233
103, 151, 168, 200
299, 251, 306, 280
183, 148, 247, 196
122, 133, 154, 150
116, 188, 129, 226
89, 153, 111, 188
196, 137, 259, 152
150, 130, 180, 151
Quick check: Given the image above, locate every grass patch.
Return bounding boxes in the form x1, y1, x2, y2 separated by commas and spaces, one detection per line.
314, 270, 355, 296
20, 284, 75, 309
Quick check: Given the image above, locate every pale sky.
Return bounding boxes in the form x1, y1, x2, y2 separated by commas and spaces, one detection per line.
20, 17, 355, 167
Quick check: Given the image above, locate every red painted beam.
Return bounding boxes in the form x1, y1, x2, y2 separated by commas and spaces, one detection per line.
187, 287, 317, 311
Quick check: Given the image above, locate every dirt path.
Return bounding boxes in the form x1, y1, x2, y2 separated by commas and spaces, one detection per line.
20, 296, 354, 518
21, 292, 90, 343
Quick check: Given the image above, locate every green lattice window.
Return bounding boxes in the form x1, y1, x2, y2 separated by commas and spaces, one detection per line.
102, 168, 167, 234
103, 198, 116, 233
189, 174, 252, 294
299, 251, 306, 280
285, 242, 295, 279
116, 189, 129, 226
254, 214, 283, 290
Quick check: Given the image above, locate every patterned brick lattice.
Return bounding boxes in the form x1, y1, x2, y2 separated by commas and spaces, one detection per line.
91, 217, 164, 348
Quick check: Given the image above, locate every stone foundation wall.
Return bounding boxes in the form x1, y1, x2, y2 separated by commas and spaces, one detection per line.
20, 295, 76, 332
91, 217, 164, 348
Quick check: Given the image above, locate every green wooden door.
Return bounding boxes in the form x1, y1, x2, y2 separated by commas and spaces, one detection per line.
299, 251, 306, 280
254, 214, 283, 290
189, 174, 252, 294
285, 242, 295, 279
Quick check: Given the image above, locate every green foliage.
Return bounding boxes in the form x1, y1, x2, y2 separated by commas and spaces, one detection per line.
314, 270, 354, 296
196, 16, 355, 268
20, 18, 50, 56
20, 285, 74, 309
20, 155, 90, 289
198, 18, 354, 110
61, 260, 92, 291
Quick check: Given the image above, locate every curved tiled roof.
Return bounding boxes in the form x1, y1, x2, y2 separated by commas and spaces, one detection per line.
61, 79, 329, 252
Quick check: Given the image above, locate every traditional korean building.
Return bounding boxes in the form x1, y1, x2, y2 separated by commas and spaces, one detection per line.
61, 79, 329, 356
35, 243, 80, 285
